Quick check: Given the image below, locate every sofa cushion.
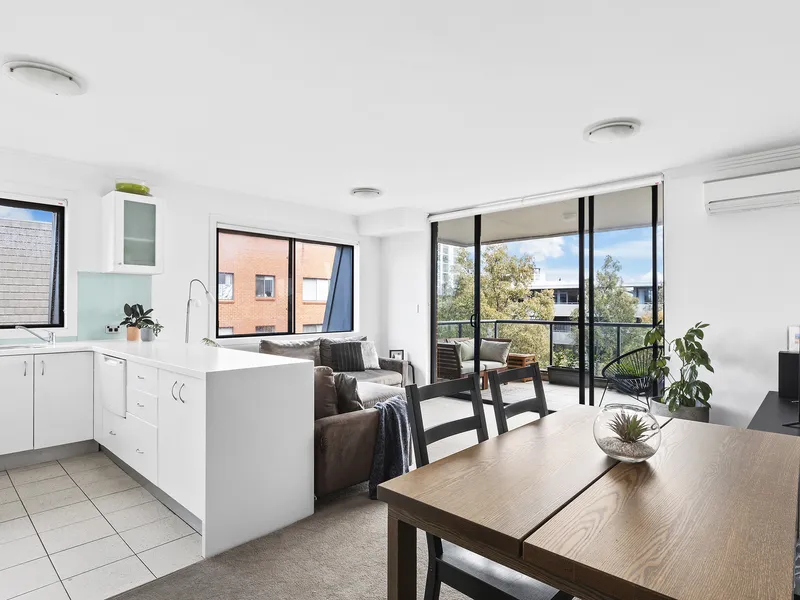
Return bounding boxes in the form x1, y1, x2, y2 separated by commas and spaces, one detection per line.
330, 341, 380, 371
461, 360, 505, 374
344, 369, 403, 387
314, 366, 339, 420
357, 381, 406, 409
319, 335, 366, 368
334, 372, 364, 413
480, 340, 511, 364
456, 339, 475, 362
260, 338, 320, 365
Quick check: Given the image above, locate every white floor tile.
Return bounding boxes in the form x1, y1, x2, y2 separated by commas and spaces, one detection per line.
0, 501, 26, 525
0, 474, 10, 491
0, 517, 35, 545
62, 556, 154, 600
22, 487, 86, 515
80, 474, 139, 499
70, 465, 125, 488
138, 533, 201, 577
50, 534, 132, 579
7, 463, 66, 487
119, 515, 193, 553
92, 487, 154, 515
8, 461, 58, 475
39, 516, 115, 554
0, 557, 58, 600
15, 476, 76, 500
0, 534, 46, 572
13, 582, 69, 600
105, 500, 173, 533
59, 454, 113, 476
0, 488, 18, 506
30, 501, 101, 534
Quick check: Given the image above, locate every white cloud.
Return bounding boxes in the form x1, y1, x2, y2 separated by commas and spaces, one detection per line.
0, 206, 35, 222
594, 239, 652, 259
516, 237, 565, 262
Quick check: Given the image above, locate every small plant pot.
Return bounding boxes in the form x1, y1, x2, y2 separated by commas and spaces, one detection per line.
650, 399, 710, 423
126, 326, 140, 342
140, 328, 155, 342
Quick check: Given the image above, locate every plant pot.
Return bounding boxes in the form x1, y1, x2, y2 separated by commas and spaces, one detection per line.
140, 328, 155, 342
126, 326, 140, 342
547, 366, 606, 388
650, 399, 710, 423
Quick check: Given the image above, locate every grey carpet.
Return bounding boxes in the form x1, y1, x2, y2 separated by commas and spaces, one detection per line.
114, 484, 467, 600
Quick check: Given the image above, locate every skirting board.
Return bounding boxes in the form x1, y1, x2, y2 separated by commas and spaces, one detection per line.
101, 444, 202, 534
0, 440, 99, 471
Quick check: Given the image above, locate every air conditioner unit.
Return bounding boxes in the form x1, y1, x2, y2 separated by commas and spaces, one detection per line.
704, 168, 800, 215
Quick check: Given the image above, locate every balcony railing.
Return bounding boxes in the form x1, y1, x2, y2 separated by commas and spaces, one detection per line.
437, 319, 652, 369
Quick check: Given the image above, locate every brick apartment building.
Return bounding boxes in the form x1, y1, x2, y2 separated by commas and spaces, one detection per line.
217, 232, 336, 335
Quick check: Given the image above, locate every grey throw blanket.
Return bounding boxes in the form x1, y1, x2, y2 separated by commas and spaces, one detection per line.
369, 395, 411, 499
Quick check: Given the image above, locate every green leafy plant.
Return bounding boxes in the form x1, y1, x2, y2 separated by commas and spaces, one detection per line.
142, 320, 163, 337
552, 349, 579, 368
202, 337, 220, 347
644, 321, 713, 413
608, 412, 649, 443
120, 303, 154, 329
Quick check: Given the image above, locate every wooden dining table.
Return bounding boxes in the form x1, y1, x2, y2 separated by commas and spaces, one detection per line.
377, 404, 800, 600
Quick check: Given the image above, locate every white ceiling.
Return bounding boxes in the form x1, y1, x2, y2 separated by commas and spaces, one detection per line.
2, 1, 800, 216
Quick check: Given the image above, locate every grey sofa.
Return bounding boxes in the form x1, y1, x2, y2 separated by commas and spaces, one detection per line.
259, 336, 410, 387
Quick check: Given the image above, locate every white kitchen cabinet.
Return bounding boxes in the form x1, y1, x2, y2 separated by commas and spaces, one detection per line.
0, 355, 33, 455
34, 353, 94, 449
101, 190, 163, 274
158, 371, 205, 518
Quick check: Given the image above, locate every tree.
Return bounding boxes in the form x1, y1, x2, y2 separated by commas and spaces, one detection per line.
438, 244, 554, 361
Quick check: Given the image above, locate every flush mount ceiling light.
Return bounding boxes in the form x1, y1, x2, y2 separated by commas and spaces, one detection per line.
583, 119, 640, 143
3, 61, 84, 96
350, 187, 382, 199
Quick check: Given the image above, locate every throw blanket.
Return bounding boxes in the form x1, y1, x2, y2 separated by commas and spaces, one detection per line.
369, 395, 411, 499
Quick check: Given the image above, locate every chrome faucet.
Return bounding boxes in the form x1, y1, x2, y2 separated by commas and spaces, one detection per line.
15, 326, 56, 346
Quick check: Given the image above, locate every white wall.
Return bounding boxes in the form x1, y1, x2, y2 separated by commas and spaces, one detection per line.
380, 231, 431, 384
0, 148, 382, 345
664, 147, 800, 427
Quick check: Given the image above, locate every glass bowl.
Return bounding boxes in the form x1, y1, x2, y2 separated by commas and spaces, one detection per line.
594, 403, 661, 463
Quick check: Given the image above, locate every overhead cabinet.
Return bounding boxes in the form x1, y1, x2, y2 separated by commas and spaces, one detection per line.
102, 191, 163, 274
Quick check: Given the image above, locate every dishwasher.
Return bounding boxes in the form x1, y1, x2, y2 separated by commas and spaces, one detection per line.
94, 353, 127, 417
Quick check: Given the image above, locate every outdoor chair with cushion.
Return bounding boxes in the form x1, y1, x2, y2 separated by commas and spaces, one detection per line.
600, 346, 662, 406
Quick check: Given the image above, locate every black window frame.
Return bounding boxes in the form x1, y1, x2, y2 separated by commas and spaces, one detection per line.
215, 228, 355, 339
0, 197, 66, 330
255, 274, 275, 299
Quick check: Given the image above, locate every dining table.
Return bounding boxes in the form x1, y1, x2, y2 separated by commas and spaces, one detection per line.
377, 404, 800, 600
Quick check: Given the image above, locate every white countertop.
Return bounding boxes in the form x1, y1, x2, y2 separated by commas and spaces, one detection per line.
0, 340, 308, 377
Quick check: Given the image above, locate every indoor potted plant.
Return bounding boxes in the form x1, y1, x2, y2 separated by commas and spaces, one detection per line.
120, 303, 154, 341
644, 321, 714, 422
140, 320, 163, 342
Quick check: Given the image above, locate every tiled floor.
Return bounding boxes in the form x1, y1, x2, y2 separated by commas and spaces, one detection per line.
0, 452, 202, 600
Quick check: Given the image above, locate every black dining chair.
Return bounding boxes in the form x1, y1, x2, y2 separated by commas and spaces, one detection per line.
488, 363, 550, 435
405, 374, 572, 600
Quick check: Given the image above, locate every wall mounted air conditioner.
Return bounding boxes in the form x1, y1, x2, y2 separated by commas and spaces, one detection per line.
704, 168, 800, 215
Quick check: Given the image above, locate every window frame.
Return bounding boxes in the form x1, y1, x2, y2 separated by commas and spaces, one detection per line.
0, 197, 66, 330
302, 277, 330, 303
217, 272, 235, 301
255, 274, 275, 299
214, 228, 355, 339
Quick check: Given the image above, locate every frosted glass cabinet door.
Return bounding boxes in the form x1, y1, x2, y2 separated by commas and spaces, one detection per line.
123, 199, 157, 266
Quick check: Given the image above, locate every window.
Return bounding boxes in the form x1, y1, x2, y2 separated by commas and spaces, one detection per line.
302, 278, 329, 302
218, 272, 234, 300
303, 324, 323, 333
255, 275, 275, 298
216, 229, 354, 338
0, 198, 65, 329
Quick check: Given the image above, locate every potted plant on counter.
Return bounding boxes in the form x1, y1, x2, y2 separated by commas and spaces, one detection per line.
120, 303, 154, 341
141, 320, 163, 342
644, 322, 714, 422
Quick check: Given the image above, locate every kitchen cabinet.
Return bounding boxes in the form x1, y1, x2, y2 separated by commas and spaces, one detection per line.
158, 370, 205, 518
102, 190, 163, 274
0, 355, 33, 455
34, 352, 94, 449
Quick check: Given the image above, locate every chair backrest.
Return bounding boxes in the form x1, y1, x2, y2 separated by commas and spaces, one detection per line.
488, 363, 549, 435
601, 346, 662, 399
405, 374, 488, 468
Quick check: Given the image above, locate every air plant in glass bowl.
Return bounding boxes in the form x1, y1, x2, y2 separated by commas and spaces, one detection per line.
593, 404, 661, 463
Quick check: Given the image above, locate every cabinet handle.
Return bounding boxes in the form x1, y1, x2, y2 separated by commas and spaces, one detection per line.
41, 361, 45, 376
178, 383, 186, 403
109, 430, 116, 436
135, 449, 144, 454
136, 402, 145, 408
23, 361, 27, 377
171, 381, 177, 401
137, 375, 145, 380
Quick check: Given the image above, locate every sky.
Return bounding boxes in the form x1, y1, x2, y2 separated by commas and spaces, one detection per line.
0, 205, 53, 223
505, 225, 664, 286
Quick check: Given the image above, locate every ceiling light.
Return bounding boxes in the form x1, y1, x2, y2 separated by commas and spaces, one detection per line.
3, 61, 84, 96
583, 119, 640, 143
350, 187, 382, 199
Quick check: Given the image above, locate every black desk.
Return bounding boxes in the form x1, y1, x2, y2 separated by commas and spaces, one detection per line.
748, 391, 800, 436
